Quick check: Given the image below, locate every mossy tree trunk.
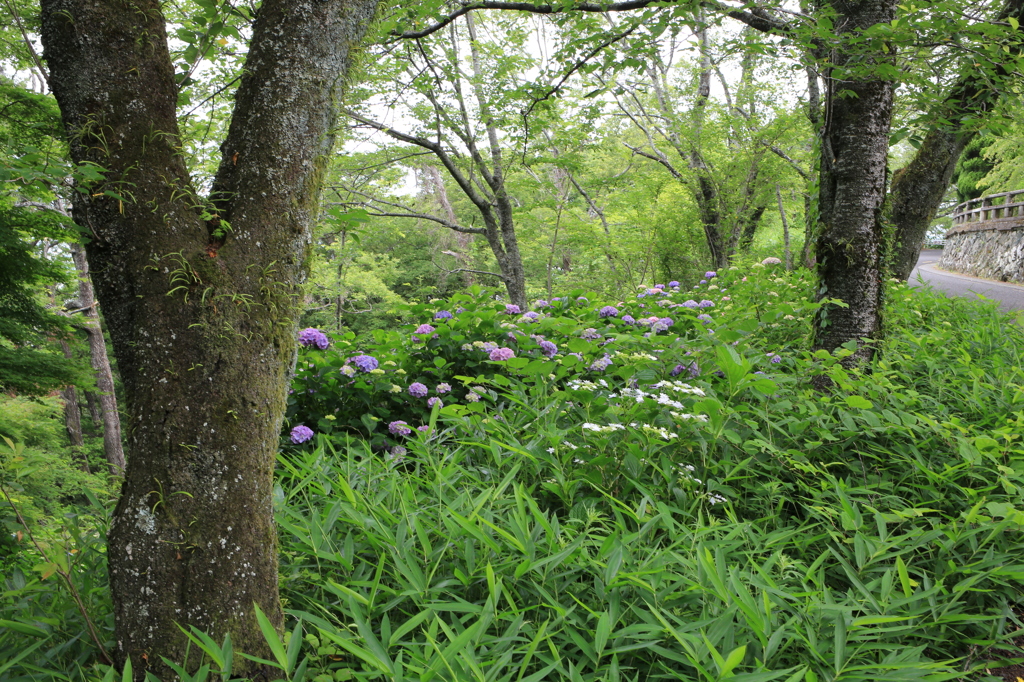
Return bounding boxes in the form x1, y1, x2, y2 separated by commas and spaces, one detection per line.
812, 0, 896, 367
40, 0, 379, 678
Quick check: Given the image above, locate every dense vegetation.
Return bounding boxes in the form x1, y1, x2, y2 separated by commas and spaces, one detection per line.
4, 260, 1024, 680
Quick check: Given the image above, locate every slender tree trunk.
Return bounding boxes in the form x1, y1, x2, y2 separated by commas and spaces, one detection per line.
83, 390, 103, 437
58, 339, 90, 473
41, 0, 379, 677
777, 185, 792, 270
70, 242, 124, 474
812, 0, 897, 367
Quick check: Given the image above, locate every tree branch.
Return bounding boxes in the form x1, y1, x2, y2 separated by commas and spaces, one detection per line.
392, 0, 793, 41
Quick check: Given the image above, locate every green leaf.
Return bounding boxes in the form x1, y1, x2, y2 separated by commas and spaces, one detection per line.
844, 395, 873, 409
253, 603, 288, 671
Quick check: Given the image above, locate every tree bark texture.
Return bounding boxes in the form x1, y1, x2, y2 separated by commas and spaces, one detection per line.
40, 0, 379, 677
71, 242, 125, 474
888, 0, 1024, 281
813, 0, 896, 365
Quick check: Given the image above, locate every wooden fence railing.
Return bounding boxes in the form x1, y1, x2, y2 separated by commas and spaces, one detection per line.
950, 190, 1024, 233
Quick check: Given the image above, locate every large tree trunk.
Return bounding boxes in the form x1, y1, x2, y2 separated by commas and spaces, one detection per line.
70, 242, 125, 474
888, 0, 1024, 281
812, 0, 897, 366
41, 0, 379, 677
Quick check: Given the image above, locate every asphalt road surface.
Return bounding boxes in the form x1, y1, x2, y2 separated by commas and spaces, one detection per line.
909, 249, 1024, 313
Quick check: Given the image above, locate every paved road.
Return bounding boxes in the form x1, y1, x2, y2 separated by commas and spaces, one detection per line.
910, 249, 1024, 312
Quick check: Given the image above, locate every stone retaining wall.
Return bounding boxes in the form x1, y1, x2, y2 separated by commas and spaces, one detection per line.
941, 221, 1024, 283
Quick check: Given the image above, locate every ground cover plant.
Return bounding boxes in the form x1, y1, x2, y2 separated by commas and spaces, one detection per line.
3, 261, 1024, 681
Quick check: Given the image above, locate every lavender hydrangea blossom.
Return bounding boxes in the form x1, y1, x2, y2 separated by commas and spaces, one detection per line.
599, 305, 618, 318
408, 382, 428, 398
668, 280, 680, 287
298, 328, 329, 350
389, 420, 412, 436
505, 304, 521, 315
539, 340, 558, 357
290, 425, 314, 444
434, 310, 453, 320
682, 300, 698, 308
621, 315, 636, 325
352, 355, 378, 372
590, 354, 613, 371
436, 383, 452, 394
427, 397, 443, 409
698, 299, 715, 308
581, 328, 602, 340
705, 271, 717, 279
697, 314, 713, 325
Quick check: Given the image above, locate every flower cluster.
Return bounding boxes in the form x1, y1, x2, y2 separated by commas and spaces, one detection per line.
489, 347, 515, 361
298, 328, 329, 350
352, 354, 379, 372
290, 425, 314, 444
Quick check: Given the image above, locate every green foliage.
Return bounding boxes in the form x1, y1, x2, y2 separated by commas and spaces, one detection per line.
955, 134, 995, 203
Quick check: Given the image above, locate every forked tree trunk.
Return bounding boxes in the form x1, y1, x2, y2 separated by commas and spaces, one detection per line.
813, 0, 897, 367
41, 0, 379, 677
58, 339, 90, 473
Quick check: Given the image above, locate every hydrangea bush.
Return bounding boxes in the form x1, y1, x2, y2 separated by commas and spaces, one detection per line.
284, 259, 818, 457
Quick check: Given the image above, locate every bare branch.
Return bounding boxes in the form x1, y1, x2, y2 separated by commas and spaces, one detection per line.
391, 0, 794, 41
433, 261, 508, 281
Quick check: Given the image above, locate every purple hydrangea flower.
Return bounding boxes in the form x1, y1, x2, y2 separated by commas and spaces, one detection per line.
682, 300, 698, 309
434, 310, 453, 320
581, 328, 602, 340
436, 383, 452, 394
415, 323, 436, 335
417, 425, 431, 433
599, 306, 619, 318
768, 353, 782, 364
455, 307, 466, 314
298, 328, 329, 350
700, 280, 708, 285
389, 420, 412, 436
427, 397, 443, 409
658, 317, 674, 328
705, 271, 717, 279
621, 315, 636, 325
668, 280, 680, 287
290, 425, 314, 444
522, 311, 540, 321
409, 382, 428, 398
655, 283, 665, 289
539, 340, 558, 357
687, 361, 700, 377
534, 300, 550, 308
481, 342, 498, 352
698, 314, 713, 325
590, 354, 613, 371
505, 304, 521, 315
698, 299, 715, 308
352, 354, 379, 372
489, 347, 515, 361
670, 364, 686, 377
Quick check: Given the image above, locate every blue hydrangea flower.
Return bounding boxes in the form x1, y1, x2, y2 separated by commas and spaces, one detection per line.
539, 340, 558, 357
622, 315, 636, 325
408, 382, 428, 398
705, 271, 717, 279
599, 305, 618, 318
427, 397, 443, 409
352, 355, 378, 372
505, 304, 521, 314
682, 300, 698, 308
434, 310, 453, 320
290, 425, 314, 444
698, 299, 715, 308
590, 354, 613, 371
668, 280, 680, 287
698, 314, 713, 325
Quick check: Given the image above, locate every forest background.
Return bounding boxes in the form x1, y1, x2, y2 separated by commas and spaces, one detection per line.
5, 0, 1024, 680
